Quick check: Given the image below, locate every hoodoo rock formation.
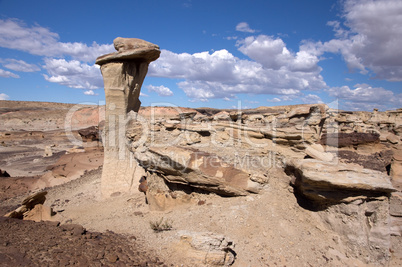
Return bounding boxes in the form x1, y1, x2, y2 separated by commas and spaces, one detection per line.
96, 38, 160, 197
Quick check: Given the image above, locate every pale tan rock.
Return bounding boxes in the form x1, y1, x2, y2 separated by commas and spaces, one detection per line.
175, 231, 235, 266
135, 146, 259, 196
391, 148, 402, 189
4, 191, 49, 220
23, 204, 53, 222
305, 144, 334, 162
390, 192, 402, 217
386, 133, 400, 144
43, 145, 53, 157
96, 38, 160, 198
319, 198, 391, 263
213, 111, 231, 121
96, 37, 160, 65
286, 158, 396, 204
179, 131, 201, 145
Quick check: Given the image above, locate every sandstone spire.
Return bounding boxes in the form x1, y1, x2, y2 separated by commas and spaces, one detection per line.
96, 37, 160, 197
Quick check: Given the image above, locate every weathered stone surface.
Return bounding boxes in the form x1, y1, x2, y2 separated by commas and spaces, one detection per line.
43, 145, 53, 157
96, 37, 160, 65
319, 198, 391, 264
4, 191, 53, 222
23, 204, 53, 222
390, 192, 402, 217
0, 168, 10, 177
22, 191, 47, 209
337, 149, 393, 172
286, 158, 396, 204
135, 146, 260, 196
387, 133, 400, 144
175, 231, 235, 266
391, 147, 402, 189
320, 132, 380, 147
96, 38, 160, 197
305, 144, 334, 162
78, 126, 100, 142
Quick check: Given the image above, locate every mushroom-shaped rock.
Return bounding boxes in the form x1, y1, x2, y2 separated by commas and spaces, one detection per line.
96, 37, 160, 65
96, 38, 160, 198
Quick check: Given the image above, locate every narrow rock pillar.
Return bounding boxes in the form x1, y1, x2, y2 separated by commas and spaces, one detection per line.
96, 37, 160, 197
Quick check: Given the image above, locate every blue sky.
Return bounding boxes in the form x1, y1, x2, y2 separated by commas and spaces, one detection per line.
0, 0, 401, 111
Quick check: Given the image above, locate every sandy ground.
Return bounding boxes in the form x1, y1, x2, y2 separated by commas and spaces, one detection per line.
38, 167, 380, 267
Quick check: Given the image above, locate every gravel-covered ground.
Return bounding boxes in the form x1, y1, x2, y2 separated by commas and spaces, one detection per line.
0, 216, 165, 267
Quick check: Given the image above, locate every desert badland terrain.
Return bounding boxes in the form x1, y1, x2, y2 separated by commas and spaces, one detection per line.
0, 99, 401, 267
1, 38, 402, 267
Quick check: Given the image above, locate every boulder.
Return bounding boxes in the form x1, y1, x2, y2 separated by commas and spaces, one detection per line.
4, 191, 54, 222
286, 158, 396, 205
0, 169, 10, 177
22, 191, 47, 209
78, 126, 100, 142
213, 111, 231, 121
144, 172, 194, 211
96, 37, 160, 65
135, 146, 261, 196
23, 204, 53, 222
386, 133, 400, 144
175, 231, 235, 266
305, 144, 334, 162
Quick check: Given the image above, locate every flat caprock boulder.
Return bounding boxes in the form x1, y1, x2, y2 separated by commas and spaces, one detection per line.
286, 158, 396, 205
135, 146, 261, 196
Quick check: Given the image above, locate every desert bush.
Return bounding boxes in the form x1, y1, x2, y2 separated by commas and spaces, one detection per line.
149, 217, 173, 232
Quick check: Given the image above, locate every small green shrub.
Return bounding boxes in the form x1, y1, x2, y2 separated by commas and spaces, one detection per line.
149, 217, 173, 232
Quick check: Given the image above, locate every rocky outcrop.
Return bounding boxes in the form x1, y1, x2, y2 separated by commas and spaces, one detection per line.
320, 132, 380, 147
96, 38, 160, 197
391, 147, 402, 190
4, 191, 54, 222
78, 126, 100, 142
0, 169, 10, 177
135, 146, 261, 197
286, 158, 396, 205
175, 231, 235, 266
319, 197, 392, 265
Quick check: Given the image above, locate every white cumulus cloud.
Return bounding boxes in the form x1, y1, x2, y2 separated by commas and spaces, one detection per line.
147, 85, 173, 96
0, 68, 19, 78
303, 0, 402, 82
149, 47, 326, 101
83, 90, 98, 96
236, 22, 256, 33
43, 58, 103, 89
237, 35, 320, 72
0, 93, 10, 100
327, 84, 402, 111
302, 94, 323, 104
1, 59, 40, 72
0, 19, 114, 62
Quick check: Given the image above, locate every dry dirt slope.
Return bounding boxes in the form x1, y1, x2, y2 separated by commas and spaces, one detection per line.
42, 166, 398, 267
